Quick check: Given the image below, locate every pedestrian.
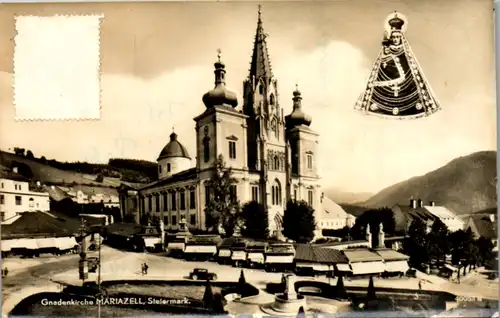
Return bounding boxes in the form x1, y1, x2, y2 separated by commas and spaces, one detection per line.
4, 267, 8, 278
144, 263, 149, 275
141, 263, 145, 275
418, 280, 422, 290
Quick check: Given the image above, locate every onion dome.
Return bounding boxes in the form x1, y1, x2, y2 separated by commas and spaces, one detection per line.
202, 50, 238, 108
157, 131, 191, 160
285, 85, 312, 129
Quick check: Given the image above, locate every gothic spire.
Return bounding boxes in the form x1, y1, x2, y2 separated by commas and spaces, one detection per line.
249, 5, 273, 81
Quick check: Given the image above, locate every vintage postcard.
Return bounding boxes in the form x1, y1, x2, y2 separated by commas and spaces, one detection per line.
0, 0, 497, 317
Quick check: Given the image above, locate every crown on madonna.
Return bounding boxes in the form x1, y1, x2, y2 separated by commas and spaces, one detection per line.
388, 12, 405, 31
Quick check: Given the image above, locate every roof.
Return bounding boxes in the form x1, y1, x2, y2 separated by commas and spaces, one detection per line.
140, 168, 197, 190
295, 244, 348, 264
314, 239, 368, 248
43, 185, 70, 201
1, 211, 80, 239
470, 214, 497, 239
339, 204, 367, 218
321, 197, 355, 220
249, 7, 273, 81
104, 222, 144, 237
374, 248, 409, 261
0, 164, 30, 182
158, 132, 191, 160
343, 248, 383, 262
424, 205, 461, 221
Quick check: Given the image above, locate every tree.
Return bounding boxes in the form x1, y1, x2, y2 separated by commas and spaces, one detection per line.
475, 236, 495, 266
426, 219, 450, 265
350, 207, 396, 247
13, 147, 25, 156
404, 218, 429, 267
283, 200, 316, 243
203, 280, 215, 309
95, 174, 104, 183
26, 150, 34, 159
40, 156, 47, 164
240, 201, 269, 240
449, 228, 476, 274
367, 276, 376, 301
212, 293, 226, 314
204, 154, 241, 236
238, 269, 246, 284
336, 274, 348, 300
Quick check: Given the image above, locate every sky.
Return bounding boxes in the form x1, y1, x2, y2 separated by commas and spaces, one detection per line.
0, 0, 496, 193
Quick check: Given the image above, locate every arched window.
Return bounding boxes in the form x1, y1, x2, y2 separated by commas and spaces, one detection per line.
159, 165, 162, 174
274, 155, 280, 171
272, 180, 282, 206
203, 137, 210, 162
269, 93, 275, 106
259, 84, 264, 94
167, 163, 171, 172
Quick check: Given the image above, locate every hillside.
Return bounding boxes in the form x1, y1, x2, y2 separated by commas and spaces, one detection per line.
361, 151, 497, 215
0, 151, 150, 188
324, 187, 374, 205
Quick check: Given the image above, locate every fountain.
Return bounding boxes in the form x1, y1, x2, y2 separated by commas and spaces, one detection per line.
261, 274, 307, 315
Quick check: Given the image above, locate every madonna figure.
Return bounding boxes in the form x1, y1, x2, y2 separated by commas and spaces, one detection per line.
355, 12, 441, 119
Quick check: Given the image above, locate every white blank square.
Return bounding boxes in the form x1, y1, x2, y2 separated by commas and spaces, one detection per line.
14, 15, 102, 120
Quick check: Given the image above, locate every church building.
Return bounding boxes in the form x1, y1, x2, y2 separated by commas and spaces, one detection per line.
119, 7, 353, 236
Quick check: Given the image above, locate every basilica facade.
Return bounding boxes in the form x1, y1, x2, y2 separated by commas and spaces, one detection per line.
119, 8, 354, 236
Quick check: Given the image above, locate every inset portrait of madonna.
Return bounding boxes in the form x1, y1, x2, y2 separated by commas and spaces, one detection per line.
355, 11, 440, 119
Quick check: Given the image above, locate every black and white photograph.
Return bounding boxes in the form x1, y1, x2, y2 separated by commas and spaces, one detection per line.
0, 0, 497, 317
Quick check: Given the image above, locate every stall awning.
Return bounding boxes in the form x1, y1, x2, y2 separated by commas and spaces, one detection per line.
336, 263, 352, 272
9, 238, 38, 249
351, 261, 386, 275
385, 260, 409, 272
1, 240, 13, 251
144, 237, 160, 247
55, 237, 77, 250
36, 238, 57, 249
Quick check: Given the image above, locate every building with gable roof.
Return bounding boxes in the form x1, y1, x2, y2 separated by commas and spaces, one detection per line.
119, 6, 350, 237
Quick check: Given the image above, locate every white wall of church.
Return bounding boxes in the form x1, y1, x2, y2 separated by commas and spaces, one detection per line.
158, 157, 191, 180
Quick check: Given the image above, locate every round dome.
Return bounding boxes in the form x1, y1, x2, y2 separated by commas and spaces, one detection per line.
202, 55, 238, 108
285, 87, 312, 128
157, 132, 191, 161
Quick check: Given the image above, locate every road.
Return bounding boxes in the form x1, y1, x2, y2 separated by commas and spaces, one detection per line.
3, 246, 498, 315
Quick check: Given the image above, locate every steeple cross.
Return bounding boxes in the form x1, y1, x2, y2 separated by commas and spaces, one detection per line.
216, 48, 222, 62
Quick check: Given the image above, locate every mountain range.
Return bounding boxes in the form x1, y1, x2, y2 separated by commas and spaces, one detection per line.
351, 151, 497, 215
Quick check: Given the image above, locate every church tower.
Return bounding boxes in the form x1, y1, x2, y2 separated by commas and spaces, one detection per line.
243, 6, 287, 235
285, 85, 321, 221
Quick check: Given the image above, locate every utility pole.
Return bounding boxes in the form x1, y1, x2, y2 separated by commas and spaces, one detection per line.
78, 218, 88, 284
97, 227, 103, 318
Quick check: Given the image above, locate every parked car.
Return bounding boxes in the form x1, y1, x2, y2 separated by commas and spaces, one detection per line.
189, 268, 217, 281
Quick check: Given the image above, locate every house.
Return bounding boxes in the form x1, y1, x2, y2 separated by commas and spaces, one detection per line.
0, 165, 50, 221
318, 196, 356, 230
466, 209, 498, 252
392, 199, 464, 233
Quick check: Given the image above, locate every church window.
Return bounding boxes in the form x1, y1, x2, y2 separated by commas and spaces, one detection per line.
163, 194, 168, 211
229, 185, 237, 202
203, 137, 210, 162
270, 93, 275, 106
167, 163, 171, 172
259, 84, 264, 94
205, 185, 211, 205
229, 141, 236, 159
190, 214, 196, 225
190, 190, 196, 209
251, 186, 259, 202
308, 190, 314, 207
171, 192, 177, 210
272, 181, 282, 206
172, 215, 177, 225
159, 165, 162, 174
180, 191, 186, 210
164, 216, 169, 225
307, 154, 313, 170
274, 155, 280, 171
293, 189, 297, 201
156, 194, 160, 212
148, 196, 152, 212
